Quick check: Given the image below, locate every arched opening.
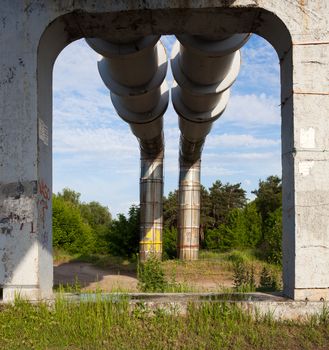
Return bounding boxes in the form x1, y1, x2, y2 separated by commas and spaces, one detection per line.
36, 7, 292, 299
51, 33, 282, 293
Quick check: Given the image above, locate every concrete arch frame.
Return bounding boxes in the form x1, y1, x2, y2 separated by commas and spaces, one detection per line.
0, 1, 328, 302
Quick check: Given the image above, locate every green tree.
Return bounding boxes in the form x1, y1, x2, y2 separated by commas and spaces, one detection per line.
52, 194, 95, 254
252, 175, 282, 252
209, 180, 247, 227
80, 201, 112, 227
209, 209, 249, 250
200, 185, 214, 244
242, 202, 262, 247
204, 226, 225, 250
204, 201, 262, 251
162, 226, 177, 259
252, 175, 282, 224
57, 188, 81, 206
263, 207, 282, 265
163, 191, 178, 229
107, 205, 140, 258
80, 201, 112, 253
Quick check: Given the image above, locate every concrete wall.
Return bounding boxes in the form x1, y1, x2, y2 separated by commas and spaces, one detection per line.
0, 0, 328, 301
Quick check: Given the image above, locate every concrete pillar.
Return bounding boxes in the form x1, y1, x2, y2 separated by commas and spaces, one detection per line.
281, 39, 329, 300
0, 2, 56, 301
86, 36, 168, 261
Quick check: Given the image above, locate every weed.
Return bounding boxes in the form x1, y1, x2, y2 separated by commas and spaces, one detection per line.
319, 304, 329, 325
137, 254, 167, 292
226, 249, 253, 264
258, 266, 279, 291
233, 261, 256, 292
54, 276, 82, 294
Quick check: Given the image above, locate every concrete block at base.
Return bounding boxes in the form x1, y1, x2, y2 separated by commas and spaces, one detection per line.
2, 287, 53, 303
292, 289, 329, 302
64, 292, 329, 321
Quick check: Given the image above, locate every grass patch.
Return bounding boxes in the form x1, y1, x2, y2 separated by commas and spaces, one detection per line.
0, 297, 329, 349
54, 249, 137, 270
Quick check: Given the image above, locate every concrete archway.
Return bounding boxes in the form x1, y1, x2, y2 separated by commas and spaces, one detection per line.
0, 1, 328, 301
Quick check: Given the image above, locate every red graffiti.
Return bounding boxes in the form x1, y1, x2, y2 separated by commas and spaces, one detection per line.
39, 180, 50, 201
38, 199, 48, 229
38, 179, 50, 229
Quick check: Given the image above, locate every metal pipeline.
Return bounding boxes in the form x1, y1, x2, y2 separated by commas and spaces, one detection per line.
171, 34, 250, 260
86, 36, 169, 261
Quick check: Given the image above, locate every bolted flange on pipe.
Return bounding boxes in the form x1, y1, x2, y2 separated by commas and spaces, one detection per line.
171, 33, 250, 260
86, 36, 169, 261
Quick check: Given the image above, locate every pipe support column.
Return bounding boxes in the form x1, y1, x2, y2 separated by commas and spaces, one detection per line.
171, 34, 249, 260
178, 159, 201, 260
86, 36, 168, 261
140, 149, 163, 260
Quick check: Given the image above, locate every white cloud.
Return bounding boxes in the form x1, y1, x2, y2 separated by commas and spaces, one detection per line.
206, 134, 280, 149
206, 133, 280, 148
238, 34, 280, 97
54, 127, 138, 157
204, 151, 279, 162
220, 93, 280, 126
53, 39, 102, 93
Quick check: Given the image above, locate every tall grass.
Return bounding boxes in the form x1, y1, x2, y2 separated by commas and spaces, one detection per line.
1, 296, 329, 350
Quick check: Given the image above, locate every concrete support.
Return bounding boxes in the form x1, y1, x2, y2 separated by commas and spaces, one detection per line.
171, 34, 248, 260
0, 7, 55, 301
281, 42, 329, 300
0, 0, 328, 301
86, 36, 168, 261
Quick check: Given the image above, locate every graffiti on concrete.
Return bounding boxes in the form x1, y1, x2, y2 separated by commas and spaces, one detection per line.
38, 179, 50, 248
38, 179, 50, 230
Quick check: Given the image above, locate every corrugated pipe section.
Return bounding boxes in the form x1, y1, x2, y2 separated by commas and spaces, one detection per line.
86, 36, 169, 261
171, 34, 250, 260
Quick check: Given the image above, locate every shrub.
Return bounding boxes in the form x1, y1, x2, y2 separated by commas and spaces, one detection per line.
52, 195, 95, 254
138, 255, 167, 292
226, 250, 251, 264
264, 208, 282, 265
232, 261, 256, 292
107, 205, 140, 258
163, 227, 177, 259
204, 226, 226, 250
259, 266, 280, 291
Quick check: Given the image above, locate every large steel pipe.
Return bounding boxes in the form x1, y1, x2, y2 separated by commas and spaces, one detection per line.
171, 34, 249, 260
86, 36, 169, 261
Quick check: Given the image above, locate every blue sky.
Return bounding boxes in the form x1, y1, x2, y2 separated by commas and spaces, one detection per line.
53, 35, 281, 216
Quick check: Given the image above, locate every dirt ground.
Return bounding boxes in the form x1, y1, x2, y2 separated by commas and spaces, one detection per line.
53, 260, 234, 292
54, 261, 139, 292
